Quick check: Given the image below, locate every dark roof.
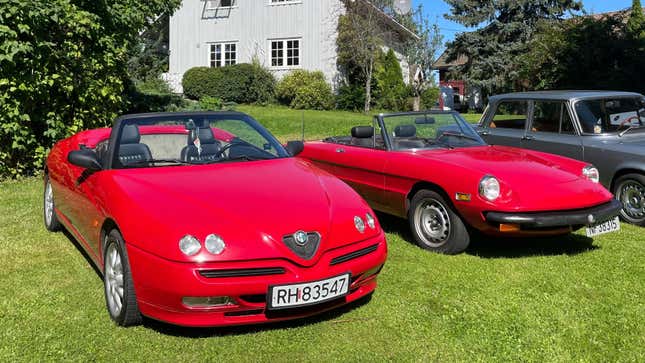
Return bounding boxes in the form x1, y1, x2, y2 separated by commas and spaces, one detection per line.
489, 90, 643, 102
433, 51, 468, 70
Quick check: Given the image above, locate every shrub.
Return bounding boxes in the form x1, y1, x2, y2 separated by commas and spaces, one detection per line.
276, 70, 334, 110
420, 87, 440, 110
198, 96, 223, 111
373, 49, 407, 111
336, 84, 365, 111
126, 78, 186, 114
182, 63, 275, 104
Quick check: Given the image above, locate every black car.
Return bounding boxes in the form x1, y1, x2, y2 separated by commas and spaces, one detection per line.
477, 91, 645, 226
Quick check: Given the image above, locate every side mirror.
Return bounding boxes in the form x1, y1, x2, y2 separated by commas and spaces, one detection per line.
68, 150, 102, 171
286, 140, 304, 156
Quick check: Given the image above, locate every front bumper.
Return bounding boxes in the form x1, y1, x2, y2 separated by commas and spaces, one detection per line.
126, 232, 387, 327
484, 199, 623, 228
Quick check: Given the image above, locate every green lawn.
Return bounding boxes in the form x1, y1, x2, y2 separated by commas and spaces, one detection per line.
1, 107, 643, 362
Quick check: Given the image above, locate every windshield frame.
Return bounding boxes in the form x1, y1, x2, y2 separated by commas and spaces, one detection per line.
572, 96, 645, 136
104, 111, 289, 170
377, 111, 487, 151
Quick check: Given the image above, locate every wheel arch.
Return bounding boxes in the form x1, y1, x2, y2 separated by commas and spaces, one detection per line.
610, 168, 645, 192
100, 218, 121, 264
406, 181, 452, 213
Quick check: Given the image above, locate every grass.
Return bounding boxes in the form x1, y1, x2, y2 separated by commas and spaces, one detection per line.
1, 106, 643, 362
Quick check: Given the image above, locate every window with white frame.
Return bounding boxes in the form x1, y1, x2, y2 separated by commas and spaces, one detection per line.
206, 0, 235, 9
271, 39, 300, 67
270, 0, 301, 4
209, 43, 237, 67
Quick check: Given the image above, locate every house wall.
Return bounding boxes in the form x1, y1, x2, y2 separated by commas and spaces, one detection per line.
167, 0, 344, 93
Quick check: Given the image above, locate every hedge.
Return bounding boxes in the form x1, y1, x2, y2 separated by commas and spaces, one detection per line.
182, 63, 275, 104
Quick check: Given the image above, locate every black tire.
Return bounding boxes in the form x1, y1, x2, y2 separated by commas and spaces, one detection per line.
408, 190, 470, 254
43, 175, 62, 232
613, 173, 645, 226
103, 229, 142, 326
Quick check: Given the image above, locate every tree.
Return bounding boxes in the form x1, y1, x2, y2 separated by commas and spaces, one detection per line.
0, 0, 180, 177
337, 0, 399, 112
373, 49, 407, 110
444, 0, 582, 94
627, 0, 645, 40
402, 5, 442, 110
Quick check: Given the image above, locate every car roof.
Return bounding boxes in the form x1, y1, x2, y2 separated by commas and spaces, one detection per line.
489, 90, 643, 102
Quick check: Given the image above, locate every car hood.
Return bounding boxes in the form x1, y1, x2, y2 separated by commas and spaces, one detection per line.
410, 145, 612, 211
105, 158, 378, 264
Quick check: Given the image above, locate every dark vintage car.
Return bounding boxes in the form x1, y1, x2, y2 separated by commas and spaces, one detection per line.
477, 91, 645, 226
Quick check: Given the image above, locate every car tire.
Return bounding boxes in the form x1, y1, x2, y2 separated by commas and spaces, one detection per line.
103, 229, 142, 326
613, 173, 645, 226
408, 190, 470, 254
43, 176, 62, 232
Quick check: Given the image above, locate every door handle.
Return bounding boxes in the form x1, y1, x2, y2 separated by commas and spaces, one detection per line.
478, 130, 489, 136
522, 135, 534, 141
336, 148, 345, 153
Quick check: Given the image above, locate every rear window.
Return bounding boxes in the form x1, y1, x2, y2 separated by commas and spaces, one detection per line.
575, 97, 645, 134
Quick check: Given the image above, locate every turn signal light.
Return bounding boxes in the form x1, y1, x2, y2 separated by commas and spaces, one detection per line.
499, 223, 520, 232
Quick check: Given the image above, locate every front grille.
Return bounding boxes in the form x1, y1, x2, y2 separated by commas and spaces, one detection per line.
198, 267, 286, 278
224, 309, 264, 317
330, 244, 379, 266
265, 297, 346, 319
282, 232, 321, 260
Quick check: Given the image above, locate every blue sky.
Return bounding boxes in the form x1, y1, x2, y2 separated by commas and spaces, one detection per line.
416, 0, 636, 48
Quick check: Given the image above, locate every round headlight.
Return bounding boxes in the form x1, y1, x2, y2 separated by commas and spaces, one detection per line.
479, 175, 501, 201
205, 234, 226, 255
354, 216, 365, 233
179, 235, 201, 256
366, 213, 376, 229
582, 165, 600, 183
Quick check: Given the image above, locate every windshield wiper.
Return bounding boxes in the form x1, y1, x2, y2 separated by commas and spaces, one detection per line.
438, 131, 482, 142
208, 155, 274, 163
125, 159, 193, 167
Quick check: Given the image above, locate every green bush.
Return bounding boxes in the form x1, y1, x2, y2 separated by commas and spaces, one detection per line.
336, 84, 365, 111
198, 96, 223, 111
126, 78, 186, 114
182, 63, 275, 104
373, 49, 407, 111
420, 87, 440, 110
276, 70, 334, 110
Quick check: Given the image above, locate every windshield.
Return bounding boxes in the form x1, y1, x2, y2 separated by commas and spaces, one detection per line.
112, 113, 288, 169
382, 112, 486, 150
575, 97, 645, 134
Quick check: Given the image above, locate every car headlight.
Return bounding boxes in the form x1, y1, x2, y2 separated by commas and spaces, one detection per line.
205, 234, 226, 255
582, 165, 600, 183
179, 235, 201, 256
479, 175, 501, 201
366, 213, 376, 229
354, 215, 365, 233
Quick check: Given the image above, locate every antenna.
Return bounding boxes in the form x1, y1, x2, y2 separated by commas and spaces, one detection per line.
301, 111, 305, 141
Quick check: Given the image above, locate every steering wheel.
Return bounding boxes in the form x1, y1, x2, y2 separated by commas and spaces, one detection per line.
620, 115, 643, 127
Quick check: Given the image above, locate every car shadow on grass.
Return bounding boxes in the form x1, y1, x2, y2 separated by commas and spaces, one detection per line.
375, 212, 598, 258
142, 293, 374, 338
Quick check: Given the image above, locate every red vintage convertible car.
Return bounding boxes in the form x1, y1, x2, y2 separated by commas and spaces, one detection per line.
299, 111, 622, 254
44, 111, 387, 327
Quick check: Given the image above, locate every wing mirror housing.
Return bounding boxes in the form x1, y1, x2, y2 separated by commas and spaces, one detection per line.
286, 141, 304, 156
68, 150, 102, 171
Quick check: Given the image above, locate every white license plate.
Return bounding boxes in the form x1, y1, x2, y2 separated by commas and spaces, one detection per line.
585, 216, 620, 237
268, 273, 350, 310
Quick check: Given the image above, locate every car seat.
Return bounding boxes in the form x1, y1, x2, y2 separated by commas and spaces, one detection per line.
181, 127, 221, 162
118, 124, 152, 167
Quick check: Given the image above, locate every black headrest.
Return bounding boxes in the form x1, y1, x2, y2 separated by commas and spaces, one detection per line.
394, 125, 417, 138
196, 127, 217, 145
121, 124, 141, 144
351, 126, 374, 139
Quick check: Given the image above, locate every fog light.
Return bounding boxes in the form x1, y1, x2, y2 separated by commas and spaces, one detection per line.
182, 296, 235, 308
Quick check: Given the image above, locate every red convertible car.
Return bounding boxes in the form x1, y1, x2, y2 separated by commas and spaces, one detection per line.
299, 111, 622, 254
44, 111, 387, 327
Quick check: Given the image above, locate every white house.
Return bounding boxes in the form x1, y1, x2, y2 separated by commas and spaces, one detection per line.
164, 0, 417, 93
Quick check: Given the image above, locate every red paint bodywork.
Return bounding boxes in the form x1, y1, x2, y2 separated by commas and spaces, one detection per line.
299, 142, 615, 236
46, 127, 386, 327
